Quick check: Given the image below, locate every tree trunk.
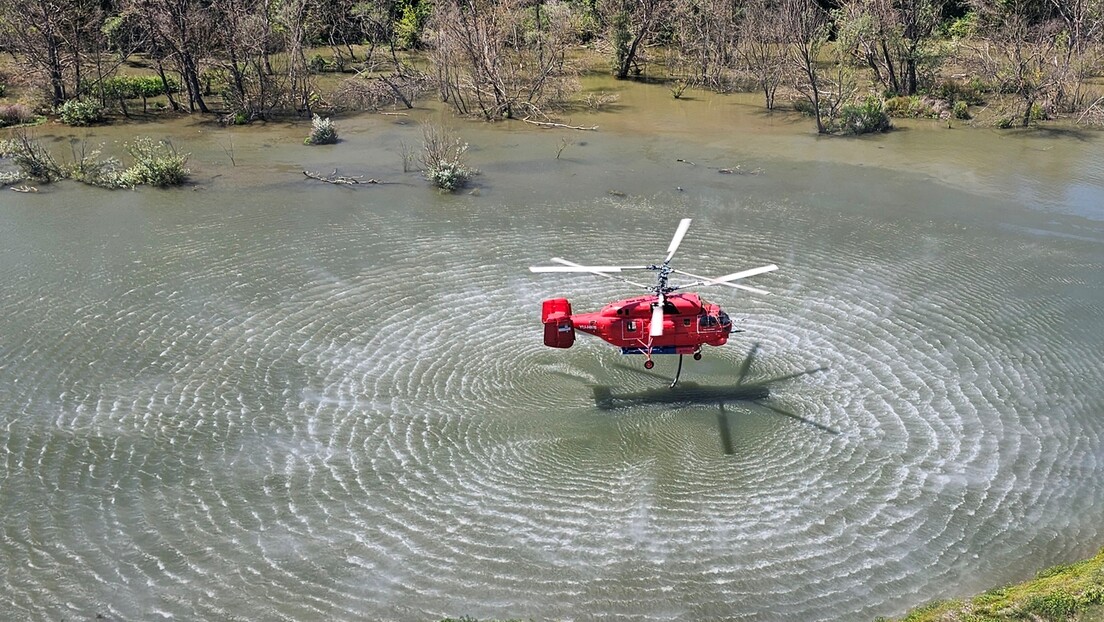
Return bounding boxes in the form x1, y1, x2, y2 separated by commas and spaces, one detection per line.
157, 61, 183, 111
617, 25, 648, 79
881, 39, 900, 95
180, 52, 209, 113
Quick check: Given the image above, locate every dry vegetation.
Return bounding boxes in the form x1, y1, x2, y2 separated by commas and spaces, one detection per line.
0, 0, 1101, 134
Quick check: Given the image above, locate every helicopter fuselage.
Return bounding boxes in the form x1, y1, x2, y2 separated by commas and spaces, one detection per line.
542, 292, 733, 355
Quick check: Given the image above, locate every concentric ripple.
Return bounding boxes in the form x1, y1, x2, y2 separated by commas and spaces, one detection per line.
1, 160, 1103, 622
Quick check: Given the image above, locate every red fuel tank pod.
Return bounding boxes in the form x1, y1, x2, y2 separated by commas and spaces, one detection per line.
541, 299, 575, 348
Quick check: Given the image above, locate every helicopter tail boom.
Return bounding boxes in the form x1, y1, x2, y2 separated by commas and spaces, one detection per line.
541, 298, 575, 348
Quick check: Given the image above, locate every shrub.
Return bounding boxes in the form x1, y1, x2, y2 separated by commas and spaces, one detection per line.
884, 95, 938, 119
395, 0, 431, 50
0, 131, 64, 183
420, 124, 475, 192
57, 99, 105, 126
0, 103, 35, 127
829, 96, 892, 135
65, 142, 126, 188
934, 79, 986, 106
308, 54, 329, 73
1022, 591, 1078, 619
304, 114, 338, 145
944, 11, 977, 39
227, 110, 250, 125
792, 98, 821, 117
953, 100, 970, 120
0, 83, 6, 97
119, 137, 189, 187
97, 75, 180, 100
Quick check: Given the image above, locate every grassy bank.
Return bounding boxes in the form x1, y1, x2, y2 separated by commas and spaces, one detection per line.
881, 548, 1104, 622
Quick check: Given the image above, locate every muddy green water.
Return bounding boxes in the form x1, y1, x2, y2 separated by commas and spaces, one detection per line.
2, 79, 1103, 621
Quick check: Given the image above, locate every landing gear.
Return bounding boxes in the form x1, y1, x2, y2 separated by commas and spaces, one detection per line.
644, 359, 655, 370
693, 350, 702, 361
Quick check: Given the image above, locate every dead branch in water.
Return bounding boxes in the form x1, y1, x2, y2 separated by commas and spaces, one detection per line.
303, 169, 381, 185
520, 117, 598, 131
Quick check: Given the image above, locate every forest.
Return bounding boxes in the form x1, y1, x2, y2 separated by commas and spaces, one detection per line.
1, 0, 1103, 134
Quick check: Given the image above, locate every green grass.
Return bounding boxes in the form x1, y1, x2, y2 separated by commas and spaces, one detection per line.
880, 548, 1104, 621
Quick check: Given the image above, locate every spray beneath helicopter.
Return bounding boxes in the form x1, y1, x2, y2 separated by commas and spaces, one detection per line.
567, 343, 837, 455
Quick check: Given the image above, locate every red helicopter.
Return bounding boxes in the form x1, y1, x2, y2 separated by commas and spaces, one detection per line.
529, 218, 778, 385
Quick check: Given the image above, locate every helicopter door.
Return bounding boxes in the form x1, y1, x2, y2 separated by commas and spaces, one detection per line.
622, 319, 640, 340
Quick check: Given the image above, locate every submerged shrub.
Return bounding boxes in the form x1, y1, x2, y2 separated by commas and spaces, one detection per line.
420, 124, 474, 192
66, 143, 126, 188
119, 137, 190, 187
305, 114, 338, 145
0, 131, 64, 183
829, 96, 892, 135
57, 99, 106, 126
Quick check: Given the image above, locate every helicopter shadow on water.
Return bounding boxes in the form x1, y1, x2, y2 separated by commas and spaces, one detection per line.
560, 343, 838, 456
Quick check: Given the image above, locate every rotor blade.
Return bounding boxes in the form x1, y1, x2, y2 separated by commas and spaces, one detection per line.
551, 258, 651, 271
650, 296, 665, 336
530, 266, 629, 273
537, 258, 651, 289
711, 264, 779, 283
735, 342, 760, 386
664, 218, 693, 263
754, 401, 839, 435
717, 403, 735, 455
759, 366, 829, 385
671, 269, 773, 296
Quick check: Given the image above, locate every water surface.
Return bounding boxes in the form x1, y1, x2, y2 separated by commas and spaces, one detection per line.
2, 80, 1103, 621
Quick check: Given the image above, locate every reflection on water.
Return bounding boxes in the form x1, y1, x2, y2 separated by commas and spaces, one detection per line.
2, 77, 1103, 621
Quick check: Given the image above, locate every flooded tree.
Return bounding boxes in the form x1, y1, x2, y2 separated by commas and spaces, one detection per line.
834, 0, 946, 96
429, 0, 578, 120
0, 0, 104, 106
969, 0, 1073, 125
125, 0, 212, 113
783, 0, 833, 132
208, 0, 280, 120
740, 0, 788, 109
603, 0, 663, 79
669, 0, 742, 90
278, 0, 316, 115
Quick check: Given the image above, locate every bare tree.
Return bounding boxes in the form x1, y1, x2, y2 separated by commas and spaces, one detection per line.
835, 0, 945, 96
279, 0, 315, 116
0, 0, 104, 106
125, 0, 212, 113
783, 0, 832, 132
208, 0, 284, 120
969, 0, 1071, 125
669, 0, 741, 90
740, 0, 788, 109
1041, 0, 1104, 112
429, 0, 577, 120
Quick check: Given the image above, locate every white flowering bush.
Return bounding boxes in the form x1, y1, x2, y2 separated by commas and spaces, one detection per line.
420, 124, 474, 192
305, 114, 338, 145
